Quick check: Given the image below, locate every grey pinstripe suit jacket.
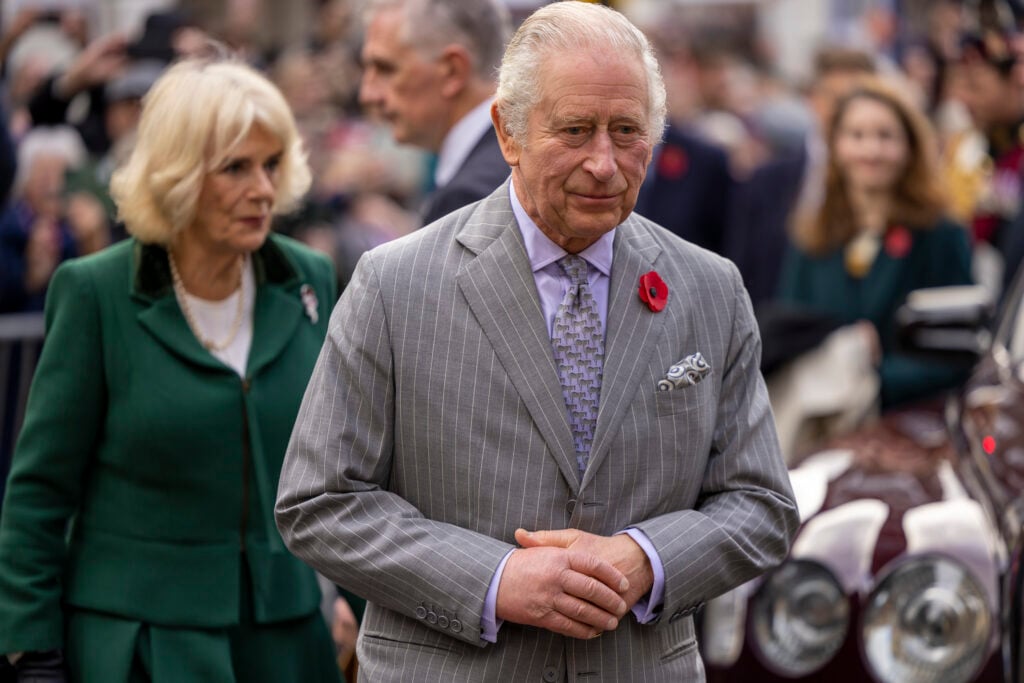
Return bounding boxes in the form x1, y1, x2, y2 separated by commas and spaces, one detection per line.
276, 180, 799, 682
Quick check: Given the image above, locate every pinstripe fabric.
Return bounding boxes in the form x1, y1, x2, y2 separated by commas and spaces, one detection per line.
276, 180, 799, 682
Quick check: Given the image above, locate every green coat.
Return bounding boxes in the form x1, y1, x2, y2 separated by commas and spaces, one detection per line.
0, 234, 336, 656
778, 218, 974, 408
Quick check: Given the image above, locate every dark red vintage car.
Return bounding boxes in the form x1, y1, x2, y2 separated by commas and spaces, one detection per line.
703, 279, 1024, 683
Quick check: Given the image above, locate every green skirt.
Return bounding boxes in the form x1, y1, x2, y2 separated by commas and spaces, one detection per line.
65, 566, 342, 683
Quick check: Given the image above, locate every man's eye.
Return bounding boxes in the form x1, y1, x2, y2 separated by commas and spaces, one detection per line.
565, 126, 586, 135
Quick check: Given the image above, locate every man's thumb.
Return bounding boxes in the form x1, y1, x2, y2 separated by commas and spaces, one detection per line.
515, 527, 577, 548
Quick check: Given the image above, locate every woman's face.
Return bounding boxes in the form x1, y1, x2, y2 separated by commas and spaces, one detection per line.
833, 97, 910, 195
184, 124, 283, 256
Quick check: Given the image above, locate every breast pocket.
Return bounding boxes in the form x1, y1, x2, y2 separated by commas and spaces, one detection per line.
654, 385, 705, 417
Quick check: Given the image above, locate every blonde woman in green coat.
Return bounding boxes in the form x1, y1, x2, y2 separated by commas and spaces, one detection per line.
0, 58, 341, 682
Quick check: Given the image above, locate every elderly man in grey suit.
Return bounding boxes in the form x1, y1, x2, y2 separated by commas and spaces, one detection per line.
359, 0, 511, 225
277, 3, 798, 681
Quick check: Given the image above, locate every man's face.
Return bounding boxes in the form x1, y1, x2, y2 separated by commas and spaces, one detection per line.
494, 49, 654, 253
359, 7, 448, 150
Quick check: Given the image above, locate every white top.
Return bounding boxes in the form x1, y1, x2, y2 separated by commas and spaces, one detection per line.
180, 259, 255, 377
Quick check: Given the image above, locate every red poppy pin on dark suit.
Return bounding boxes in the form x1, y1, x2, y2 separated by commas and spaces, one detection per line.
657, 145, 688, 180
639, 271, 668, 312
884, 225, 912, 259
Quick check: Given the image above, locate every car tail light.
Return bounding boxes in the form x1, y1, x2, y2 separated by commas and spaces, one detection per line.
750, 560, 850, 675
862, 556, 990, 683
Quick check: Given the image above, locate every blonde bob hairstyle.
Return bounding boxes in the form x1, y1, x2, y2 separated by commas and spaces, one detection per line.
110, 58, 311, 245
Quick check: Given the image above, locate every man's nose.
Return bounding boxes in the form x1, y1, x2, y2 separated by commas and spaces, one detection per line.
582, 131, 617, 181
359, 70, 381, 109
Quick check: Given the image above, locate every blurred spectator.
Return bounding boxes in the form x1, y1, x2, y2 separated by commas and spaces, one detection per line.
717, 47, 874, 307
62, 59, 163, 236
359, 0, 512, 225
778, 77, 973, 411
0, 126, 109, 312
26, 10, 202, 156
631, 12, 733, 254
0, 6, 81, 141
269, 47, 422, 292
946, 21, 1024, 295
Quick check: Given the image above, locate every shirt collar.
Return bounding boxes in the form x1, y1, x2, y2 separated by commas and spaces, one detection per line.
509, 178, 615, 277
435, 98, 496, 188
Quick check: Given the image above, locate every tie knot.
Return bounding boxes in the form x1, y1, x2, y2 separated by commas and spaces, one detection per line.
559, 255, 589, 287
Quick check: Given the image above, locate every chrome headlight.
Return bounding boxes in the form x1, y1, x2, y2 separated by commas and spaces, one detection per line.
863, 556, 991, 683
751, 560, 850, 675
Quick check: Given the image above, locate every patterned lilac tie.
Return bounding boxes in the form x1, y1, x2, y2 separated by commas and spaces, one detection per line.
551, 255, 604, 474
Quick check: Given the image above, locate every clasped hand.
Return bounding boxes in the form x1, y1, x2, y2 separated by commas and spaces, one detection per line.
494, 528, 655, 639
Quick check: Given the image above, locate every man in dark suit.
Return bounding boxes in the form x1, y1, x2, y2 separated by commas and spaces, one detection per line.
359, 0, 511, 225
634, 124, 732, 254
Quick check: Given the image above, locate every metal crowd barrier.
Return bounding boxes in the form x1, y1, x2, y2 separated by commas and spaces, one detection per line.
0, 312, 45, 506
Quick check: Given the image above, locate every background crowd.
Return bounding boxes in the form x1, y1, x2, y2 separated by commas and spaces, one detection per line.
1, 0, 1023, 677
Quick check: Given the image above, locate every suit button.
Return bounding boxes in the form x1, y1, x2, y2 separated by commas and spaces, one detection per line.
438, 615, 450, 628
450, 619, 463, 633
543, 666, 559, 682
426, 609, 438, 624
668, 611, 684, 623
415, 606, 427, 619
566, 499, 577, 515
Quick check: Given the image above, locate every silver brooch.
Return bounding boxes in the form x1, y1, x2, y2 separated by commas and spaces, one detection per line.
300, 284, 319, 324
657, 352, 711, 391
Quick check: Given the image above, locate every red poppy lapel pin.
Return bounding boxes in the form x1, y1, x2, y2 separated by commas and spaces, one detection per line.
657, 145, 688, 180
300, 284, 319, 324
884, 225, 912, 259
639, 271, 668, 312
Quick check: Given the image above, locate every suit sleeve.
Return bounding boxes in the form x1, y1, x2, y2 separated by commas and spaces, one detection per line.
632, 263, 799, 625
276, 251, 512, 648
0, 260, 106, 653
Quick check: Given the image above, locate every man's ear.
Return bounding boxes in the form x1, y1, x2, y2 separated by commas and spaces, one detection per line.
438, 44, 472, 99
491, 100, 521, 167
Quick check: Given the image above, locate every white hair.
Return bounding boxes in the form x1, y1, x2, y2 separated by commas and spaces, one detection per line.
14, 125, 87, 197
364, 0, 511, 80
495, 2, 667, 145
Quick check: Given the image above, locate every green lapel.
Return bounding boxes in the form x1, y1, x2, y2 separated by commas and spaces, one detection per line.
130, 237, 305, 377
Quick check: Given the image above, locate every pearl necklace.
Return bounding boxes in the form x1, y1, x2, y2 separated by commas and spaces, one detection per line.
168, 250, 246, 352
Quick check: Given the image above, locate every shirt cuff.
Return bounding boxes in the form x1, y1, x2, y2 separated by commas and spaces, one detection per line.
481, 549, 515, 643
621, 528, 665, 624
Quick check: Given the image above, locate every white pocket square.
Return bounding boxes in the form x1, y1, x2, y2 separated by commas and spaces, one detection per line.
657, 352, 711, 391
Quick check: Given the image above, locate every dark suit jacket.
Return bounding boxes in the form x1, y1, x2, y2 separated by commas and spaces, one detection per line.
634, 124, 732, 254
722, 150, 807, 306
0, 235, 335, 656
422, 126, 509, 225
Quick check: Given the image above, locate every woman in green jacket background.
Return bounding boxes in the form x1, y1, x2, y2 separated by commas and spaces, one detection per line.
0, 57, 341, 682
778, 76, 974, 410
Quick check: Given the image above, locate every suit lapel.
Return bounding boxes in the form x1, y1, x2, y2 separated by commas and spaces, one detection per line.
132, 244, 226, 372
132, 238, 304, 377
136, 295, 226, 371
455, 192, 581, 492
583, 217, 666, 489
247, 283, 303, 377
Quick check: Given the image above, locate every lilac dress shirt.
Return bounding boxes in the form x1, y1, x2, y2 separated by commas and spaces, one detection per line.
480, 181, 666, 643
